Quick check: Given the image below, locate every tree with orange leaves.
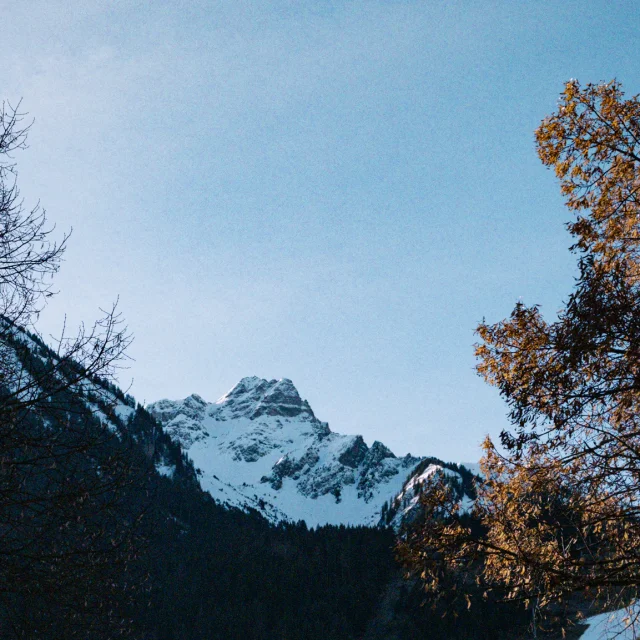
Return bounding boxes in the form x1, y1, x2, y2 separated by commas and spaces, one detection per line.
400, 80, 640, 629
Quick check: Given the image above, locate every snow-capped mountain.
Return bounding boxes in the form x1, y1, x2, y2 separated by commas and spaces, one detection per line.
0, 318, 475, 530
149, 376, 474, 528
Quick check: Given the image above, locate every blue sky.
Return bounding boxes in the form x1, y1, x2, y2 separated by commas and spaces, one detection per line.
2, 1, 639, 461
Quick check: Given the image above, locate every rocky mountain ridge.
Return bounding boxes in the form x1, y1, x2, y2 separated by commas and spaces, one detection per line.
149, 376, 475, 527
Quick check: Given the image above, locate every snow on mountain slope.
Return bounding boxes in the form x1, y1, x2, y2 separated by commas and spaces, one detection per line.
0, 322, 192, 489
580, 604, 640, 639
149, 377, 426, 527
380, 457, 478, 529
387, 463, 455, 528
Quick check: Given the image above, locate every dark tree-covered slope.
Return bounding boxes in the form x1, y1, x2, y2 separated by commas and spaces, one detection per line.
0, 325, 533, 639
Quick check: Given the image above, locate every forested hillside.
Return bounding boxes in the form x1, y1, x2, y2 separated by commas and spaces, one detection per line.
2, 320, 533, 639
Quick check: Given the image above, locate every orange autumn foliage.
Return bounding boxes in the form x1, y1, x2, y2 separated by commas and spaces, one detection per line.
400, 80, 640, 613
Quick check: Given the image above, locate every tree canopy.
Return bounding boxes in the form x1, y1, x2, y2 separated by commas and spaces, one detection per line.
400, 80, 640, 628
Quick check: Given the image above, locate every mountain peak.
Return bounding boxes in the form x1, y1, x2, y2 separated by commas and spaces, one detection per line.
216, 376, 265, 403
215, 377, 315, 420
147, 376, 474, 529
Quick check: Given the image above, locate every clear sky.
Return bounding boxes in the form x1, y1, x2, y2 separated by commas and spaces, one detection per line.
2, 1, 639, 462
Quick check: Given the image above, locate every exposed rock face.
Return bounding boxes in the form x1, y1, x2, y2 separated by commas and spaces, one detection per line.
213, 377, 316, 421
148, 377, 423, 526
262, 448, 322, 491
150, 394, 209, 447
358, 442, 402, 502
338, 435, 368, 468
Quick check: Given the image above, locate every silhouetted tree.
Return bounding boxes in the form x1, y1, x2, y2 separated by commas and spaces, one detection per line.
0, 101, 144, 639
